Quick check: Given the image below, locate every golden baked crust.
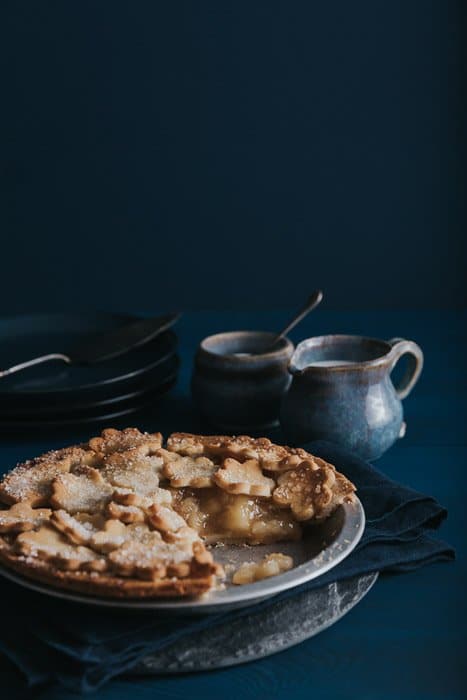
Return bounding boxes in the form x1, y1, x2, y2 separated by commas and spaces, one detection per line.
0, 543, 216, 598
0, 446, 98, 506
166, 433, 310, 470
0, 429, 356, 599
213, 458, 275, 497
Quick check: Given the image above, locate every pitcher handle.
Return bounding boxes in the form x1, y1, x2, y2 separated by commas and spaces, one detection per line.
387, 338, 424, 400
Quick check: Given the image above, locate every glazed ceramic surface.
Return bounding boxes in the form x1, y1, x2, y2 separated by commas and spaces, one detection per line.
0, 313, 178, 401
192, 331, 294, 431
133, 573, 378, 673
280, 335, 423, 460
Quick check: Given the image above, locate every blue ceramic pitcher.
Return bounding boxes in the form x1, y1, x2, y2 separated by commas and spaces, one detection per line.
280, 335, 423, 460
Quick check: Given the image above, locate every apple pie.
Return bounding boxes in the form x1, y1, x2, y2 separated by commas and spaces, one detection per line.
0, 428, 356, 599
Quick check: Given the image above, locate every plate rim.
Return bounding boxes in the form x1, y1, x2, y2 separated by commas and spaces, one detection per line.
1, 355, 180, 416
133, 572, 380, 674
0, 497, 365, 612
0, 374, 178, 428
0, 312, 178, 397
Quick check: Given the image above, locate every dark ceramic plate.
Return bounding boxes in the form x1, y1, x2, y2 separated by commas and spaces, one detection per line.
0, 313, 178, 403
0, 375, 177, 429
0, 354, 180, 417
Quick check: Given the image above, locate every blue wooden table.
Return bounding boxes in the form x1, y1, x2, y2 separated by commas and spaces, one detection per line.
0, 311, 464, 699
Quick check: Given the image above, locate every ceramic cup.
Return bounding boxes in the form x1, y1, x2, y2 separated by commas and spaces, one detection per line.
192, 331, 294, 431
280, 335, 424, 460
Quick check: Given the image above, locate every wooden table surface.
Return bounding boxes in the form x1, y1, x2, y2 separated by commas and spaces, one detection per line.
0, 310, 464, 699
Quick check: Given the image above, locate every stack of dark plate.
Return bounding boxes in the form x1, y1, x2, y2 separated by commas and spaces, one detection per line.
0, 313, 180, 429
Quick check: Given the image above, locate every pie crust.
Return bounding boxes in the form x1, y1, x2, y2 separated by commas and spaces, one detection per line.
0, 428, 356, 599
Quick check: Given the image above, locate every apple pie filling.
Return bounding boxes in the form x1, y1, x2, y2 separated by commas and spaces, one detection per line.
170, 487, 302, 545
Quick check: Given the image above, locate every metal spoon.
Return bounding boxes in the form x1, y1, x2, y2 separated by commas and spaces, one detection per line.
0, 313, 180, 379
268, 290, 323, 349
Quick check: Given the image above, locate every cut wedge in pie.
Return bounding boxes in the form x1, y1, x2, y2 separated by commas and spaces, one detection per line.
0, 428, 356, 599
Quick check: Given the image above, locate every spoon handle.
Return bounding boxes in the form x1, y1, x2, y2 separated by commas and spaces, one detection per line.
0, 353, 72, 379
272, 290, 324, 346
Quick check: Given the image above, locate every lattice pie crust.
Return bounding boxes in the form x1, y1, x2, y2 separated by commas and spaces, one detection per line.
0, 429, 355, 598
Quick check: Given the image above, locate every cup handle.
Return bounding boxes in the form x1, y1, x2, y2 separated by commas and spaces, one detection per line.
387, 338, 424, 400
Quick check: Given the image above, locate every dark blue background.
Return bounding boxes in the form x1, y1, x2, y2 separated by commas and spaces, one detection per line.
2, 1, 465, 312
